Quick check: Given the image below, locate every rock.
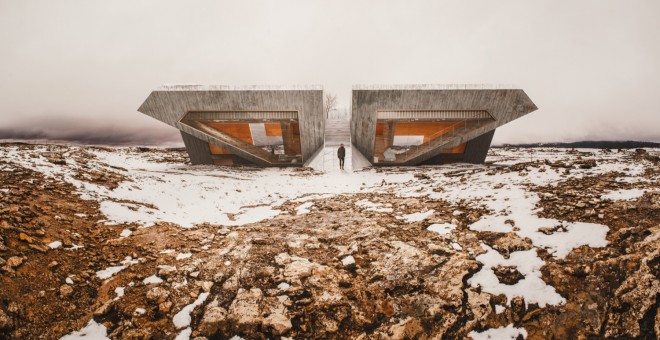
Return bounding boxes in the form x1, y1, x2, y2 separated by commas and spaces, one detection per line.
492, 265, 525, 285
389, 317, 423, 339
201, 281, 213, 293
275, 253, 316, 280
146, 287, 169, 304
198, 300, 227, 336
6, 257, 22, 268
158, 301, 172, 313
93, 300, 114, 317
47, 261, 59, 269
19, 233, 33, 243
157, 265, 177, 277
0, 308, 11, 330
0, 257, 5, 266
263, 312, 292, 335
228, 288, 263, 326
59, 284, 73, 297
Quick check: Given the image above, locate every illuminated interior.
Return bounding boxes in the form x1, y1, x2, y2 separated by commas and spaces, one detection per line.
179, 111, 302, 166
372, 110, 493, 164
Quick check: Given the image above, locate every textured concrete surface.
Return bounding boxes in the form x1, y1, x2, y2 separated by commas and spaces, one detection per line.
351, 85, 538, 165
138, 85, 325, 166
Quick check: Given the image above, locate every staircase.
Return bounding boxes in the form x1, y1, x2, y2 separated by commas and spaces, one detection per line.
305, 119, 356, 172
381, 118, 493, 165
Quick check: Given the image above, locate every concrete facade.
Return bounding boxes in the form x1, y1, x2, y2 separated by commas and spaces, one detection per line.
351, 85, 538, 165
138, 85, 325, 166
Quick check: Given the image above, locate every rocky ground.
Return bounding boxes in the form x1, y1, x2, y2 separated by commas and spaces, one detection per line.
0, 144, 658, 339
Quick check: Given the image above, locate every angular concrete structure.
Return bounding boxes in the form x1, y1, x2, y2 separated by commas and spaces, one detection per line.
351, 85, 538, 166
139, 85, 324, 166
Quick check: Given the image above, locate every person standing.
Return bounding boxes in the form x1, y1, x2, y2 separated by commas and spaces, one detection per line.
337, 144, 346, 170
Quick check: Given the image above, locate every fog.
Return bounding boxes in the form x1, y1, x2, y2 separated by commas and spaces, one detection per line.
1, 0, 659, 146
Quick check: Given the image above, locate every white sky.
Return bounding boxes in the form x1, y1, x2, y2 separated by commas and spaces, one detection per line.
1, 0, 658, 145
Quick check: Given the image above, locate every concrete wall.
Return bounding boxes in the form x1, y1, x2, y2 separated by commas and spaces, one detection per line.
138, 86, 325, 166
351, 85, 537, 164
420, 129, 495, 165
180, 131, 213, 165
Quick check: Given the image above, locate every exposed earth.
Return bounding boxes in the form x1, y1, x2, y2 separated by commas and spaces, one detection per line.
0, 144, 658, 339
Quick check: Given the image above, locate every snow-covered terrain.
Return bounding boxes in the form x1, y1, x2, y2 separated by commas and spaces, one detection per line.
1, 145, 658, 339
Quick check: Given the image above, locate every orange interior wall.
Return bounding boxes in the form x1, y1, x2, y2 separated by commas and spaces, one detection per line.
393, 122, 464, 142
265, 123, 282, 137
206, 123, 253, 144
209, 143, 232, 155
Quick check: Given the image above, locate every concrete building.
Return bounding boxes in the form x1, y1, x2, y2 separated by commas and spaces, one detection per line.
351, 85, 538, 166
139, 84, 537, 168
138, 85, 325, 166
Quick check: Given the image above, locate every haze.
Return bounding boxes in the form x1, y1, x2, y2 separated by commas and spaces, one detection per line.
1, 0, 659, 146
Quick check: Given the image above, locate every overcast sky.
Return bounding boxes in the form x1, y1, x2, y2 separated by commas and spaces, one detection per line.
1, 0, 658, 146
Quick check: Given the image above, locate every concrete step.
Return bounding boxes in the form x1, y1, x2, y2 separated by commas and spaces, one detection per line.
324, 119, 351, 146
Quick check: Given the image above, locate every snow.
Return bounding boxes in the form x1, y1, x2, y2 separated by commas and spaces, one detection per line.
602, 188, 647, 201
176, 253, 192, 260
495, 305, 505, 314
427, 223, 456, 235
277, 282, 290, 290
96, 257, 139, 280
397, 210, 435, 223
175, 328, 192, 340
143, 275, 163, 284
468, 245, 565, 307
114, 287, 125, 300
48, 241, 62, 249
295, 202, 314, 215
119, 229, 132, 238
341, 255, 356, 266
160, 249, 175, 254
172, 292, 210, 329
468, 323, 527, 339
96, 266, 127, 280
133, 308, 146, 315
66, 277, 74, 284
60, 319, 109, 340
451, 242, 463, 251
355, 199, 393, 213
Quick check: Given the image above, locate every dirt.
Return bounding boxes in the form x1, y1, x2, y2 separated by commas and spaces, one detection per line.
0, 144, 658, 339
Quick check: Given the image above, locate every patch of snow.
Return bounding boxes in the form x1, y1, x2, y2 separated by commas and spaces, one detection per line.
173, 292, 209, 329
96, 256, 139, 280
143, 275, 163, 284
277, 282, 290, 291
397, 209, 434, 223
133, 308, 146, 315
174, 328, 192, 340
176, 253, 192, 260
468, 323, 527, 339
468, 245, 565, 307
427, 223, 456, 235
65, 244, 84, 251
96, 266, 127, 280
495, 305, 505, 314
60, 319, 110, 340
119, 229, 132, 238
48, 241, 62, 249
341, 255, 355, 266
355, 199, 393, 213
295, 202, 314, 215
160, 249, 175, 254
451, 242, 463, 251
65, 277, 74, 285
114, 287, 125, 300
602, 188, 647, 201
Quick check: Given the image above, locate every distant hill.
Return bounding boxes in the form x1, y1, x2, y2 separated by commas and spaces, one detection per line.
494, 141, 660, 149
